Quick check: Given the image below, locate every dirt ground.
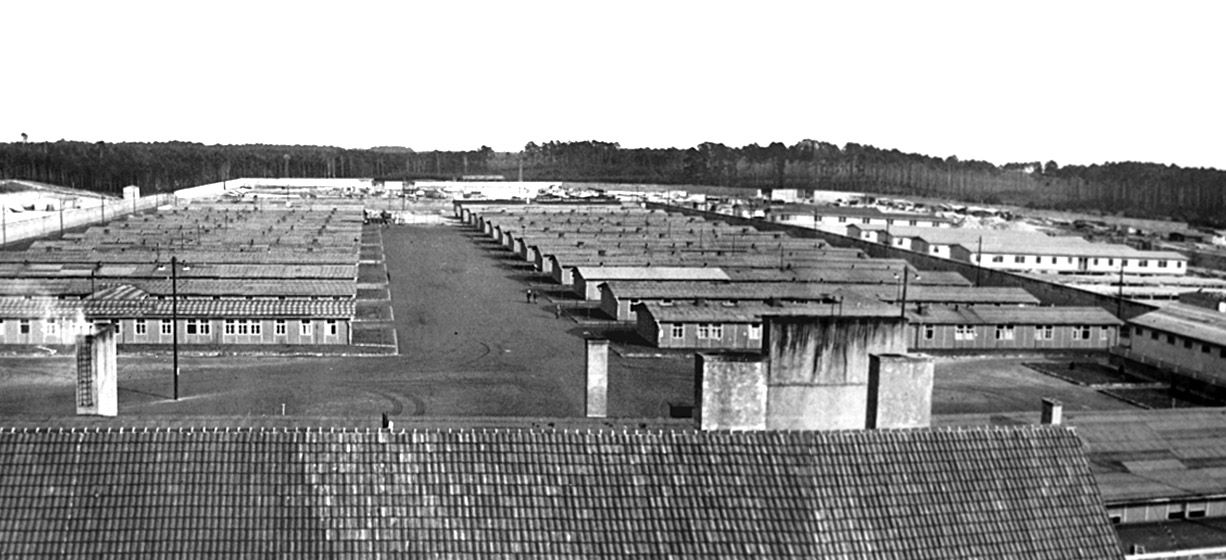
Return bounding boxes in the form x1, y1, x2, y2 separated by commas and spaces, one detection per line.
0, 219, 1141, 424
0, 221, 692, 422
930, 355, 1136, 415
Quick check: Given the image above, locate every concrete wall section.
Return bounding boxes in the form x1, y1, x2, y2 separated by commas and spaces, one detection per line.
1, 194, 170, 248
765, 315, 907, 386
866, 353, 933, 429
761, 314, 906, 431
585, 339, 609, 418
694, 353, 768, 430
766, 384, 867, 430
75, 326, 117, 417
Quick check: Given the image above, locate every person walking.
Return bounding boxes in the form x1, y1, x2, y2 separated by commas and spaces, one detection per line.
525, 288, 534, 303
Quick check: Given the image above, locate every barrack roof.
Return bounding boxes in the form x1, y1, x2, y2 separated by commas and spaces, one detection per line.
0, 425, 1121, 559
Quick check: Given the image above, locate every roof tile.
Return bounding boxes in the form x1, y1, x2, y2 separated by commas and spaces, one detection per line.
0, 426, 1121, 559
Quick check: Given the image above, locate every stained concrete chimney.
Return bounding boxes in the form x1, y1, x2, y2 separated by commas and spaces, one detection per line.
763, 314, 906, 430
695, 353, 768, 430
585, 338, 609, 418
866, 353, 934, 429
1041, 398, 1063, 425
76, 325, 117, 417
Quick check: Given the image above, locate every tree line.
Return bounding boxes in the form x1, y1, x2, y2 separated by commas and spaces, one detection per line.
2, 139, 1225, 227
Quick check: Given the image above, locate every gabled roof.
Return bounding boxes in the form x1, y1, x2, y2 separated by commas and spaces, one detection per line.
848, 285, 1042, 305
0, 262, 358, 280
0, 426, 1122, 559
573, 266, 731, 282
1131, 303, 1226, 346
0, 297, 354, 319
603, 281, 1039, 305
907, 305, 1123, 326
723, 267, 973, 286
636, 296, 898, 322
885, 227, 1064, 245
0, 278, 355, 299
940, 407, 1226, 508
772, 205, 947, 221
603, 280, 848, 300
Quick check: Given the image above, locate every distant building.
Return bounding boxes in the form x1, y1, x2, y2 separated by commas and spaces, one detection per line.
954, 243, 1188, 275
633, 298, 894, 350
906, 306, 1122, 351
756, 187, 813, 202
893, 231, 1194, 275
1125, 303, 1226, 384
767, 205, 951, 234
600, 281, 1039, 322
0, 289, 353, 346
632, 299, 1112, 352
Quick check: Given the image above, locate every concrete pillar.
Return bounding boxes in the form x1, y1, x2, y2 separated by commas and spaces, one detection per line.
866, 353, 934, 429
763, 314, 907, 430
585, 339, 609, 418
1041, 398, 1063, 425
76, 325, 117, 417
695, 353, 768, 430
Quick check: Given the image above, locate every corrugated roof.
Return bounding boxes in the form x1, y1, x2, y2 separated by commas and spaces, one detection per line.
603, 281, 1038, 305
638, 296, 896, 322
0, 426, 1121, 559
941, 408, 1226, 506
0, 278, 354, 298
0, 250, 358, 265
1131, 303, 1226, 346
906, 305, 1122, 326
723, 268, 972, 286
0, 297, 354, 319
574, 266, 732, 281
848, 285, 1042, 305
773, 205, 948, 220
0, 262, 358, 280
886, 227, 1074, 245
604, 281, 848, 300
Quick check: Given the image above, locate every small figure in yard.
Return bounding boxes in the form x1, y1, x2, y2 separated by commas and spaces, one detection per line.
555, 304, 562, 319
526, 288, 533, 303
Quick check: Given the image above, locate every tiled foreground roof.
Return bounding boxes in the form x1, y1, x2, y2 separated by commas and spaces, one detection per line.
0, 426, 1121, 559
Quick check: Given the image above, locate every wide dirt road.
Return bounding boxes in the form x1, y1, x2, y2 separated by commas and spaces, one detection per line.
0, 221, 695, 422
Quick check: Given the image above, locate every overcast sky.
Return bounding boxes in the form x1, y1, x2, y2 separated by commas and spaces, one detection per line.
4, 1, 1224, 169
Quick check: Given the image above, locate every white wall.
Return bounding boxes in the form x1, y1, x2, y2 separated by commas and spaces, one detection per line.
1, 194, 170, 247
952, 247, 1188, 276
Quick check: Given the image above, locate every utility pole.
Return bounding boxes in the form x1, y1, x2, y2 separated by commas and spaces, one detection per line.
171, 256, 181, 401
900, 270, 917, 318
1116, 260, 1125, 319
974, 236, 983, 287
